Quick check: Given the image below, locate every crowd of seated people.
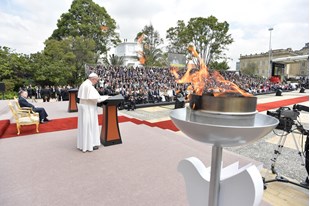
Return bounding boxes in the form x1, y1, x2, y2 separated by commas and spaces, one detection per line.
85, 64, 302, 110
92, 65, 184, 110
21, 64, 305, 109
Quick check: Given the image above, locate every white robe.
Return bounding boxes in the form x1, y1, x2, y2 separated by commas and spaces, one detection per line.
77, 79, 101, 152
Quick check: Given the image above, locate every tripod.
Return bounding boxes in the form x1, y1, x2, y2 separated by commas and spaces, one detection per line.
264, 120, 309, 190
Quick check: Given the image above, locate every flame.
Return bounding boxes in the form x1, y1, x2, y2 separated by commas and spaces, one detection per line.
136, 34, 145, 65
137, 51, 146, 64
171, 45, 253, 97
188, 45, 199, 57
100, 25, 109, 31
170, 67, 180, 79
137, 33, 144, 44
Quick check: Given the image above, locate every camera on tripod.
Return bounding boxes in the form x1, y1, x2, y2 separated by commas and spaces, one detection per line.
265, 104, 309, 190
267, 107, 300, 132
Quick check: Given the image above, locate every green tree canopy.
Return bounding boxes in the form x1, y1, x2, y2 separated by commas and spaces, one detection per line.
49, 0, 121, 55
0, 46, 15, 81
209, 60, 230, 71
135, 24, 164, 67
43, 36, 97, 85
166, 16, 233, 67
241, 62, 258, 75
29, 52, 68, 86
102, 54, 124, 66
0, 46, 32, 90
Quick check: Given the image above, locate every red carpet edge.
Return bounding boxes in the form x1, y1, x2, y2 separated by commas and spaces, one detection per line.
1, 95, 308, 138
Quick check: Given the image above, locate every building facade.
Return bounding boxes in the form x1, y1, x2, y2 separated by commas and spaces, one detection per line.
239, 43, 309, 79
114, 41, 142, 67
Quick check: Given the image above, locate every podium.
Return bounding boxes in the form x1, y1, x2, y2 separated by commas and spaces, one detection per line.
68, 88, 78, 112
98, 94, 124, 146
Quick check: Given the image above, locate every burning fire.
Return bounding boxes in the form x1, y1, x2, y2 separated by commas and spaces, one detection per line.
137, 34, 146, 65
171, 45, 253, 97
100, 25, 109, 31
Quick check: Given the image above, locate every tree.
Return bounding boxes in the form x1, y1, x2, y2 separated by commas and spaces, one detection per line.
49, 0, 120, 56
43, 36, 97, 85
0, 46, 32, 90
0, 46, 14, 81
242, 62, 257, 75
29, 51, 72, 86
166, 16, 233, 67
135, 24, 164, 66
209, 60, 230, 71
165, 20, 188, 54
102, 54, 124, 66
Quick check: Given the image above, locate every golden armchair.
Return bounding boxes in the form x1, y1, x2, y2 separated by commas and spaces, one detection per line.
8, 101, 40, 135
13, 96, 33, 111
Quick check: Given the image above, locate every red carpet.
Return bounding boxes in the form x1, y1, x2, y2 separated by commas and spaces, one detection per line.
0, 96, 308, 138
0, 120, 10, 137
256, 96, 309, 112
0, 115, 132, 139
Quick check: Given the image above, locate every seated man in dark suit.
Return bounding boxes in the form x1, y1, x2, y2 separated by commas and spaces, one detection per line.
18, 90, 50, 124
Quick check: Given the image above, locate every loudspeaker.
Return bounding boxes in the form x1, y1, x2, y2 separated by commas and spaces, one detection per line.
0, 83, 5, 92
300, 87, 305, 93
275, 89, 282, 96
175, 97, 185, 109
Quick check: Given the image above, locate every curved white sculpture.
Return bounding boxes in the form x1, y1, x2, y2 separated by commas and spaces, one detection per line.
178, 157, 264, 206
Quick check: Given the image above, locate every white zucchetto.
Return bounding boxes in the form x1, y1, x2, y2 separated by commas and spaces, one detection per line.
88, 72, 99, 78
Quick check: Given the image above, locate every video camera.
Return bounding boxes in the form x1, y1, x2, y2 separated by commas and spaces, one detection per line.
267, 107, 300, 132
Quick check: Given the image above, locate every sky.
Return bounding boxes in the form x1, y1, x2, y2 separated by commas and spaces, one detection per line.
0, 0, 309, 69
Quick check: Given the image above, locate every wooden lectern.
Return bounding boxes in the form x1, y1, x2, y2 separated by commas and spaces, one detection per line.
98, 94, 124, 146
68, 88, 78, 112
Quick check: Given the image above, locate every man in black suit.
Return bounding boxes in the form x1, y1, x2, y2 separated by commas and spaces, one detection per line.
40, 86, 51, 102
18, 90, 50, 124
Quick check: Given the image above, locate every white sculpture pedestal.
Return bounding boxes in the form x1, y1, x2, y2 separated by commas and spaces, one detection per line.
170, 108, 278, 206
178, 156, 264, 206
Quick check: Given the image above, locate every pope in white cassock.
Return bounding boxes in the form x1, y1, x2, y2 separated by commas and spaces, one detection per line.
77, 72, 109, 152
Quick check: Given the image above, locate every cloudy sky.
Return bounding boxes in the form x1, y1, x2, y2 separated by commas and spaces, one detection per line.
0, 0, 308, 69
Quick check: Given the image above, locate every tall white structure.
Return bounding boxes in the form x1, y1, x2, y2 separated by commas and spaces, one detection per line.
114, 41, 142, 67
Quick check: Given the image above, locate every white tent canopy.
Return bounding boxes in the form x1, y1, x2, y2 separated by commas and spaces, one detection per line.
272, 55, 309, 64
